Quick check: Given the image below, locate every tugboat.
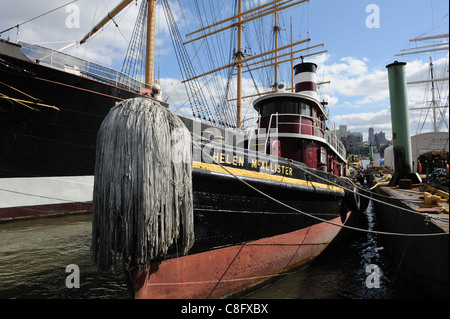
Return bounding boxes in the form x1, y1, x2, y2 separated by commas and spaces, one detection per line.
108, 59, 357, 299
1, 0, 363, 298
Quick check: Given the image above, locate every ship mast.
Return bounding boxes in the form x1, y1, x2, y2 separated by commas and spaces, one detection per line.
145, 0, 157, 87
80, 0, 157, 87
236, 0, 243, 128
408, 58, 449, 133
183, 0, 313, 128
273, 3, 279, 91
430, 57, 438, 132
397, 33, 449, 133
79, 0, 134, 45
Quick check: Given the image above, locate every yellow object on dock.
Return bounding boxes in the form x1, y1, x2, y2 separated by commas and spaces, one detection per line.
424, 186, 449, 201
423, 192, 445, 203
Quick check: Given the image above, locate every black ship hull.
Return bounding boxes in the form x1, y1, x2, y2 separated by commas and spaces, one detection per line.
1, 45, 158, 179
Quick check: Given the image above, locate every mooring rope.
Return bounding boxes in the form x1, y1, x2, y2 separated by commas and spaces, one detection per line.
293, 163, 442, 213
290, 161, 449, 223
193, 140, 448, 237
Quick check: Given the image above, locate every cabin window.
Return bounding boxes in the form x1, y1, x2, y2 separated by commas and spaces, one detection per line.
281, 101, 298, 114
300, 103, 311, 116
262, 102, 275, 117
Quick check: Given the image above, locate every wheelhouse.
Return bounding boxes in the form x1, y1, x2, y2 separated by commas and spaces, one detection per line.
250, 62, 347, 176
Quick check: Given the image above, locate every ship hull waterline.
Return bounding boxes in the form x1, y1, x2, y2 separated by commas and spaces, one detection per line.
122, 162, 354, 299
128, 212, 352, 299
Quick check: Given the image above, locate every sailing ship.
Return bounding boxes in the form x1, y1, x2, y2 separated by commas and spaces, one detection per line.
1, 0, 362, 298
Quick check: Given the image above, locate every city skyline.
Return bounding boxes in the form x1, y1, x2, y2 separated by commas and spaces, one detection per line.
336, 125, 389, 145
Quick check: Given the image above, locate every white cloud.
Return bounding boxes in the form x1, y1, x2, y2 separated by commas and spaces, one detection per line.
333, 108, 392, 137
315, 55, 389, 102
1, 0, 174, 68
312, 51, 449, 141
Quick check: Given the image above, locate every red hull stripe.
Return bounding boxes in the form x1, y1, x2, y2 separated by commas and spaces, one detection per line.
133, 213, 350, 299
295, 81, 317, 93
0, 202, 92, 221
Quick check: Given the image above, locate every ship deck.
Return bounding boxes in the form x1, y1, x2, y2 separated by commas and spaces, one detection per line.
379, 185, 449, 233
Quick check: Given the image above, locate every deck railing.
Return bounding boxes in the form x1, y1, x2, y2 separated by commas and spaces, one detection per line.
19, 42, 146, 94
251, 113, 346, 160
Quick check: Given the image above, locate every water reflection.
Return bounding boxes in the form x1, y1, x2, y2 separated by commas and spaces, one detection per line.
245, 200, 424, 299
0, 214, 129, 299
1, 202, 423, 299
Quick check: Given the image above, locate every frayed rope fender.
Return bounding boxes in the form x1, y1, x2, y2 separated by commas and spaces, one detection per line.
91, 98, 194, 272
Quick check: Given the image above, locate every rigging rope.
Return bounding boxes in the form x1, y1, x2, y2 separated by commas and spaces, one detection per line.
0, 0, 78, 36
0, 81, 60, 111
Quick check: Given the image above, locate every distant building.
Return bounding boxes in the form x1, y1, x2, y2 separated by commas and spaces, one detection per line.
374, 131, 388, 145
338, 125, 347, 139
343, 131, 363, 152
368, 127, 375, 145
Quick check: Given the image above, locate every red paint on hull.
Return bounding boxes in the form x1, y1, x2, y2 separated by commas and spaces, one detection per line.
0, 202, 92, 221
131, 212, 350, 299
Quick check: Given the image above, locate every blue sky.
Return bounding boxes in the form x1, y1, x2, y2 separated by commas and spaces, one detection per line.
1, 0, 448, 141
302, 0, 449, 140
308, 0, 447, 65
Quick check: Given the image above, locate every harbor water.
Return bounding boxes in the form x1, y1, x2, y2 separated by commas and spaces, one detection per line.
0, 200, 426, 300
245, 200, 424, 299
